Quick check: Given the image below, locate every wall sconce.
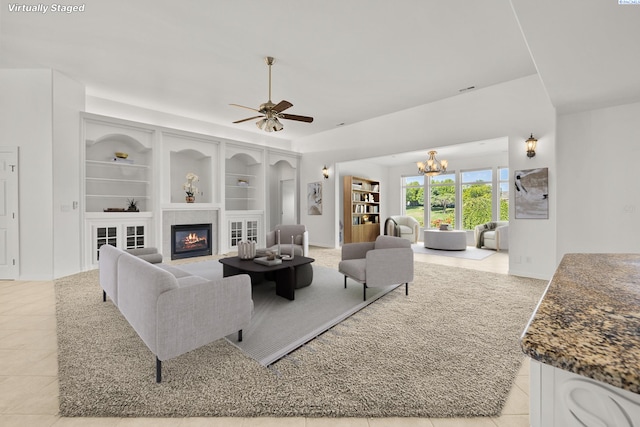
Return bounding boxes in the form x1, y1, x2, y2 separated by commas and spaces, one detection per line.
322, 165, 329, 179
526, 133, 537, 158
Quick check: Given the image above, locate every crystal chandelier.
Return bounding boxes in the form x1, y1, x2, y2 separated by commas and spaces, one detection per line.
417, 150, 448, 176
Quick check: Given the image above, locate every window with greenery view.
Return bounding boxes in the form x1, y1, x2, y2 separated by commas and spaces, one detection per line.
402, 176, 424, 226
461, 169, 492, 229
499, 167, 509, 221
429, 173, 456, 228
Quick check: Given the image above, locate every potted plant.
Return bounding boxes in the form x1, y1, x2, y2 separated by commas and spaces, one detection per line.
126, 198, 139, 212
183, 172, 199, 203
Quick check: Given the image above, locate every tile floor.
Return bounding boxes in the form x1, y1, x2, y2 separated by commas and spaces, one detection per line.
0, 249, 532, 426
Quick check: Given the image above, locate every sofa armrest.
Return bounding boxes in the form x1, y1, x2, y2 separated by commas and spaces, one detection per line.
365, 248, 414, 287
342, 241, 375, 261
302, 230, 309, 257
155, 274, 253, 361
99, 244, 126, 305
495, 225, 509, 250
266, 230, 276, 248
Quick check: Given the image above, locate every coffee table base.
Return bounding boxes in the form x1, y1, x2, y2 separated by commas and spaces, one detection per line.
220, 256, 315, 301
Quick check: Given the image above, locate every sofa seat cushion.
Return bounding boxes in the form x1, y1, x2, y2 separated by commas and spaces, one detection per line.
176, 275, 209, 288
266, 244, 303, 256
398, 225, 414, 235
339, 259, 367, 283
156, 264, 192, 278
483, 231, 497, 240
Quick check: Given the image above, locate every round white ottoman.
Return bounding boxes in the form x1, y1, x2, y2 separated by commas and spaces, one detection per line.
424, 230, 467, 251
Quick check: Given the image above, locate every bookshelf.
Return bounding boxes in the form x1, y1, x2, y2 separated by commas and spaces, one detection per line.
343, 176, 381, 243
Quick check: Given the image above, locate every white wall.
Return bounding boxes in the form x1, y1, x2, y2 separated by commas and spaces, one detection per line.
52, 71, 85, 278
296, 75, 557, 279
0, 69, 84, 280
556, 101, 640, 257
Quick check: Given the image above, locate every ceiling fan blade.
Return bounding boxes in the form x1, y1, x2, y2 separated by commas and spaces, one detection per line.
280, 113, 314, 123
230, 103, 261, 113
272, 100, 293, 113
233, 115, 263, 124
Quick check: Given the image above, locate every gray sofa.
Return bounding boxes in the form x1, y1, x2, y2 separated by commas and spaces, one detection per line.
339, 235, 414, 301
98, 244, 253, 382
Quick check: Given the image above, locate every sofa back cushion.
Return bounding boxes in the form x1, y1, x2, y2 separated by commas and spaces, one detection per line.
275, 224, 306, 242
374, 235, 411, 249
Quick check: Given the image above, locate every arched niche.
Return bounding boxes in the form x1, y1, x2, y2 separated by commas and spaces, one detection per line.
225, 152, 264, 211
170, 149, 212, 203
86, 133, 151, 165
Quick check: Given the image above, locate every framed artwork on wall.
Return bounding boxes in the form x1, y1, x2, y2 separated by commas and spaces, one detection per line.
514, 167, 549, 219
307, 181, 322, 215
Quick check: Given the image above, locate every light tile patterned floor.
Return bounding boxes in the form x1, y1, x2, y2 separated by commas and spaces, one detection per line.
0, 249, 531, 427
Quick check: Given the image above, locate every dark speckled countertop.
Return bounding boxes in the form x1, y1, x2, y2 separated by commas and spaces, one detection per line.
521, 253, 640, 394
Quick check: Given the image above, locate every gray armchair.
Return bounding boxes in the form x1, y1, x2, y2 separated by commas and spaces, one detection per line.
265, 224, 309, 257
338, 235, 414, 301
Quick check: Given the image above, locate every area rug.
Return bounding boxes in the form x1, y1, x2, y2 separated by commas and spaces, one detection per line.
177, 260, 398, 365
55, 253, 546, 418
412, 243, 496, 260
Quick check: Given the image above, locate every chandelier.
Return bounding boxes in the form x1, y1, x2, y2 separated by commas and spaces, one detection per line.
417, 150, 448, 176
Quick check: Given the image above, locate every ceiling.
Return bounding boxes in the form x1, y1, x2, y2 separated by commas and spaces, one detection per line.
1, 1, 639, 144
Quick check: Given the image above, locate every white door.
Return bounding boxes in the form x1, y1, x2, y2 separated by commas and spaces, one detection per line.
280, 179, 295, 225
0, 147, 19, 279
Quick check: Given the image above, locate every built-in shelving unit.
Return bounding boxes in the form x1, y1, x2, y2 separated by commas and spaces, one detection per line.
225, 152, 263, 211
225, 172, 257, 202
85, 135, 152, 212
343, 176, 381, 243
82, 115, 156, 268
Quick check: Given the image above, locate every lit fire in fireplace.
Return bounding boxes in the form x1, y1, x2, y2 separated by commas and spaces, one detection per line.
180, 232, 208, 250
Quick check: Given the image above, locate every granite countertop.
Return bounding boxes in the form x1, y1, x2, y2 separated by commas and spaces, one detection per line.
521, 253, 640, 394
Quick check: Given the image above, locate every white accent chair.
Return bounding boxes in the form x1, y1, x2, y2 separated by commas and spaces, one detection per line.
390, 215, 420, 243
339, 235, 414, 301
474, 221, 509, 251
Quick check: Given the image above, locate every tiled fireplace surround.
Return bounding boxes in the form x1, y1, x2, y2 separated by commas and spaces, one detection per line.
162, 209, 219, 259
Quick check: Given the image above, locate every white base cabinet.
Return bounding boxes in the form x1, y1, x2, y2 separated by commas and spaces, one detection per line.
225, 212, 263, 252
530, 360, 640, 427
86, 215, 153, 267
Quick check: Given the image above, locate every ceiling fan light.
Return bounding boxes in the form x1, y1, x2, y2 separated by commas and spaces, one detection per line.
256, 117, 283, 132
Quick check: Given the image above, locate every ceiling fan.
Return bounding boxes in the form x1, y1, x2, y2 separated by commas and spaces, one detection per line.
231, 56, 314, 132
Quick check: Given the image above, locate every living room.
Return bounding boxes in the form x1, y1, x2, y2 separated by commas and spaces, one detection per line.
1, 1, 640, 426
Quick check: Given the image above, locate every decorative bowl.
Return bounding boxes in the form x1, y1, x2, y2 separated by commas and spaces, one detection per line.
115, 152, 129, 159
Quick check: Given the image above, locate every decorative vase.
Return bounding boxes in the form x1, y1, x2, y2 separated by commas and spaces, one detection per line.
186, 195, 195, 203
238, 241, 256, 260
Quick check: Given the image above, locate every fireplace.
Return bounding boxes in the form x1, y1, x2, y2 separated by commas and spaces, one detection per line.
171, 223, 212, 260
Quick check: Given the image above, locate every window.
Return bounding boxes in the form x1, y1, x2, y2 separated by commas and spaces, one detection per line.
498, 167, 509, 221
428, 173, 456, 228
402, 175, 424, 226
461, 169, 492, 229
